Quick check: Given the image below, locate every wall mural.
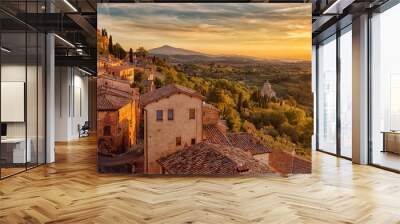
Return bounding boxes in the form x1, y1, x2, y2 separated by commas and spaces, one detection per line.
97, 3, 312, 175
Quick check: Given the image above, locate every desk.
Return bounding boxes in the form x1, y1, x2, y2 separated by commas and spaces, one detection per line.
1, 138, 31, 164
382, 131, 400, 154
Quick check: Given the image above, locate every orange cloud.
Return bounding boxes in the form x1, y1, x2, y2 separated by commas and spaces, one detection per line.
98, 3, 311, 60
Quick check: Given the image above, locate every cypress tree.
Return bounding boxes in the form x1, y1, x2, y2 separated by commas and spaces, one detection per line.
129, 48, 133, 63
108, 35, 113, 54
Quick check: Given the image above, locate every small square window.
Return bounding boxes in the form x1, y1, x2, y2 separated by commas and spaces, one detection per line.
168, 109, 174, 120
176, 137, 182, 146
156, 110, 163, 121
191, 138, 196, 145
189, 108, 195, 120
103, 126, 111, 136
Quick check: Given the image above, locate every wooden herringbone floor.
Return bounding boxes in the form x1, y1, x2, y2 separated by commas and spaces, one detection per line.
1, 136, 400, 224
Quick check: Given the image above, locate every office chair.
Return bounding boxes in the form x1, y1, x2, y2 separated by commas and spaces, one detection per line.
79, 121, 90, 138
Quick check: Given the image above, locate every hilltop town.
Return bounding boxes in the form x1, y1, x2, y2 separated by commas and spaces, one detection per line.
96, 29, 312, 175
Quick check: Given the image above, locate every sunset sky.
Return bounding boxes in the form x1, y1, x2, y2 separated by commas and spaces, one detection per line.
98, 3, 311, 61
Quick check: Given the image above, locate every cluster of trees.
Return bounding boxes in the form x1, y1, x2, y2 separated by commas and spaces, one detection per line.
149, 53, 312, 155
179, 62, 313, 114
98, 31, 127, 59
97, 29, 135, 61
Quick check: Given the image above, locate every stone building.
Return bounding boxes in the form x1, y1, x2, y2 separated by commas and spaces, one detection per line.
143, 79, 155, 93
260, 81, 276, 98
97, 29, 109, 55
140, 84, 273, 175
202, 103, 220, 125
140, 84, 204, 174
97, 77, 139, 154
108, 64, 135, 83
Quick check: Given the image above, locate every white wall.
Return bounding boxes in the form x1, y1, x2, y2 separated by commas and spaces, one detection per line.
55, 67, 89, 141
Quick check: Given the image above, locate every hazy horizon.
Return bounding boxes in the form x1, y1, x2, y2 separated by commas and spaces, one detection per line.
98, 3, 311, 61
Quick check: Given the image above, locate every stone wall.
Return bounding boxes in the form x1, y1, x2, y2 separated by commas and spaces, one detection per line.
144, 94, 203, 174
202, 104, 220, 125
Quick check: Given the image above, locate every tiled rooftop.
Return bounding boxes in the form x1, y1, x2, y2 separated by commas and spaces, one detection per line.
227, 132, 271, 155
203, 125, 271, 155
203, 124, 231, 146
158, 142, 270, 175
140, 84, 204, 107
97, 94, 132, 111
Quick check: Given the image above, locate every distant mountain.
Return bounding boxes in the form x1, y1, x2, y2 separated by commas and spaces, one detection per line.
148, 45, 308, 65
149, 45, 209, 56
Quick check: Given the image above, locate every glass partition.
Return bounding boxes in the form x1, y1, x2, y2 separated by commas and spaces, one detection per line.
0, 31, 28, 177
0, 1, 46, 179
317, 35, 337, 154
370, 3, 400, 171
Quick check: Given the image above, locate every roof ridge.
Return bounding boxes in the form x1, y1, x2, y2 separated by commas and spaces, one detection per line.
140, 84, 204, 106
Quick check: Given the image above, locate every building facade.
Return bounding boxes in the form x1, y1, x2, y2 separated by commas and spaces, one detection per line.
141, 84, 204, 173
97, 77, 139, 154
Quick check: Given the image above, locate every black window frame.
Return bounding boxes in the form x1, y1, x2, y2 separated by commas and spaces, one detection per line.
189, 108, 195, 120
168, 109, 174, 121
156, 110, 163, 121
103, 126, 111, 136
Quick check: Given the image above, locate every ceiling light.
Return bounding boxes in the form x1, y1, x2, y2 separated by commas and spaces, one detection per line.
76, 49, 85, 55
1, 47, 11, 53
78, 67, 93, 76
63, 0, 78, 12
322, 0, 355, 15
54, 34, 75, 48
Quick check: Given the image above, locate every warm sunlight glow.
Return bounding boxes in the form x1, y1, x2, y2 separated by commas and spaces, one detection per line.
98, 3, 311, 61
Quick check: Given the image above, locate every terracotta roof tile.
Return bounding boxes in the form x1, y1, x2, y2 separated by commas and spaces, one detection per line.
203, 124, 231, 146
227, 133, 271, 155
97, 77, 139, 101
203, 125, 271, 155
158, 142, 270, 175
97, 94, 131, 111
140, 84, 204, 107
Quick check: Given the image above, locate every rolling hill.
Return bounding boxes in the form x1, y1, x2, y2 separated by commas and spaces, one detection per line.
149, 45, 209, 56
